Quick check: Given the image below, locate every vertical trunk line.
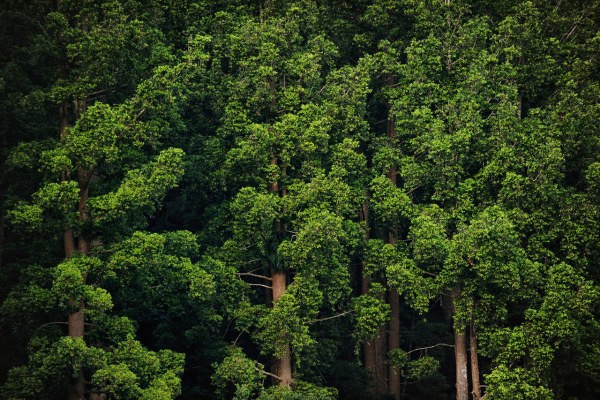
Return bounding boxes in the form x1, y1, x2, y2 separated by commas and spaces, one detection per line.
470, 318, 481, 400
361, 199, 378, 390
387, 99, 401, 400
60, 102, 76, 260
388, 288, 400, 400
271, 270, 292, 387
268, 156, 292, 387
375, 326, 388, 394
451, 289, 469, 400
0, 215, 5, 269
67, 99, 89, 400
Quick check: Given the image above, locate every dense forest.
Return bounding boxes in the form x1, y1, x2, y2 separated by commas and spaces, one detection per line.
0, 1, 599, 399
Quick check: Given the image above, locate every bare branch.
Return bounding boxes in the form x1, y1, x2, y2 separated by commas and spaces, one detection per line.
407, 343, 454, 355
309, 310, 354, 324
85, 84, 128, 100
134, 108, 146, 121
254, 365, 285, 382
238, 272, 272, 281
32, 321, 67, 336
249, 283, 273, 290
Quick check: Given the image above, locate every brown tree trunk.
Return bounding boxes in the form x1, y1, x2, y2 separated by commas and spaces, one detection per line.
59, 100, 86, 400
375, 328, 388, 393
388, 229, 400, 400
387, 103, 401, 400
361, 198, 387, 394
267, 157, 292, 387
0, 215, 5, 269
388, 287, 401, 400
455, 327, 468, 400
60, 102, 75, 259
68, 164, 90, 400
470, 319, 481, 400
364, 284, 389, 393
271, 269, 292, 387
68, 180, 89, 338
64, 230, 75, 259
360, 200, 378, 383
451, 289, 469, 400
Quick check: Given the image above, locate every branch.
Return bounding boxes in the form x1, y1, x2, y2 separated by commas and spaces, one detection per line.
254, 365, 286, 382
407, 343, 454, 355
238, 259, 262, 266
134, 107, 146, 121
85, 84, 128, 100
309, 310, 354, 324
238, 272, 272, 281
248, 283, 273, 290
34, 321, 68, 331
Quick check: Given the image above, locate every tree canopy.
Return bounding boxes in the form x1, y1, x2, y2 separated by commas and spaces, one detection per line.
1, 1, 598, 399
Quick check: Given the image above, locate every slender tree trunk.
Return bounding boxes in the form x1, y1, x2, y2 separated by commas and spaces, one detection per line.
388, 288, 400, 399
360, 200, 378, 384
267, 157, 292, 387
451, 289, 469, 400
470, 319, 481, 400
518, 94, 523, 120
0, 215, 5, 269
360, 197, 387, 394
68, 174, 89, 400
68, 99, 89, 400
59, 100, 85, 400
364, 289, 389, 394
68, 180, 89, 337
455, 327, 468, 400
64, 230, 75, 258
374, 325, 388, 394
388, 231, 400, 400
272, 270, 292, 387
387, 102, 401, 400
60, 103, 76, 260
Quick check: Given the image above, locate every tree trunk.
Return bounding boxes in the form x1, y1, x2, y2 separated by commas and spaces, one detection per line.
451, 289, 469, 400
68, 181, 89, 339
363, 277, 388, 394
361, 198, 387, 394
0, 215, 5, 269
267, 157, 292, 387
470, 319, 481, 400
360, 199, 378, 384
387, 102, 401, 400
60, 102, 75, 260
68, 164, 90, 400
59, 99, 86, 400
374, 325, 388, 394
272, 269, 292, 387
388, 229, 400, 400
389, 287, 401, 400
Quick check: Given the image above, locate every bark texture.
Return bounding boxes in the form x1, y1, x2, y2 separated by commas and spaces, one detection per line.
271, 270, 292, 387
387, 104, 401, 400
361, 201, 377, 383
388, 288, 401, 400
470, 319, 481, 400
452, 289, 469, 400
268, 158, 292, 387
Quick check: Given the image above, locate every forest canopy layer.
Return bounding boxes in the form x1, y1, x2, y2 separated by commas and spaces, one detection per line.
0, 1, 599, 399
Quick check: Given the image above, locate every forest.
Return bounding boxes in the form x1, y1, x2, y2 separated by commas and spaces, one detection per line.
0, 1, 599, 399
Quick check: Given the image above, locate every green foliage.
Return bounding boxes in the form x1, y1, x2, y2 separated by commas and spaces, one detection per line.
485, 366, 553, 400
212, 347, 264, 400
90, 147, 185, 236
258, 381, 338, 400
256, 276, 321, 360
352, 286, 390, 344
1, 1, 599, 399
